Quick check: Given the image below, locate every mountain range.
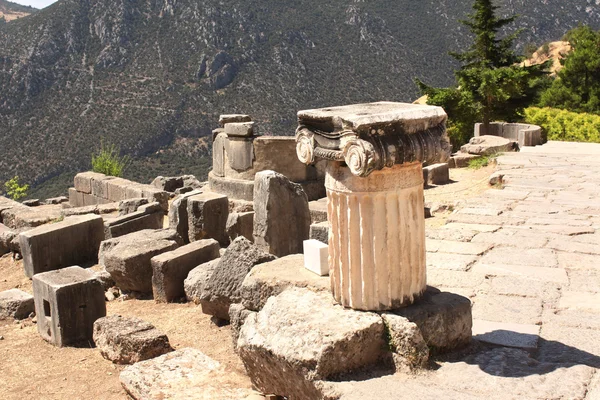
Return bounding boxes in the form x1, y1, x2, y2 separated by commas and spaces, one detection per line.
0, 0, 37, 22
1, 0, 599, 198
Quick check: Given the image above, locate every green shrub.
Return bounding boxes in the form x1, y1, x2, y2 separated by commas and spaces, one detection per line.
524, 107, 600, 143
91, 142, 130, 177
468, 153, 498, 170
4, 176, 29, 201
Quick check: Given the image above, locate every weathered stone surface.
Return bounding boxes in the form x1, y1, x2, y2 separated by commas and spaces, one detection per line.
0, 223, 17, 255
0, 289, 34, 319
225, 121, 255, 138
94, 269, 115, 291
74, 171, 109, 194
472, 319, 540, 350
120, 348, 253, 400
2, 205, 63, 229
184, 258, 220, 304
229, 303, 254, 351
308, 198, 328, 224
118, 198, 149, 216
187, 191, 229, 245
238, 287, 385, 400
151, 239, 220, 302
103, 229, 183, 293
167, 189, 201, 244
423, 163, 450, 185
33, 266, 106, 347
199, 237, 275, 320
449, 153, 481, 168
99, 229, 182, 266
471, 262, 569, 284
393, 288, 472, 354
240, 254, 329, 311
43, 196, 68, 205
309, 221, 328, 244
538, 324, 600, 366
226, 211, 254, 242
426, 239, 491, 255
253, 170, 310, 257
93, 315, 172, 364
426, 251, 478, 271
478, 247, 557, 267
20, 214, 105, 278
103, 204, 164, 239
461, 135, 514, 156
471, 293, 542, 325
381, 313, 429, 371
219, 114, 252, 127
22, 199, 40, 207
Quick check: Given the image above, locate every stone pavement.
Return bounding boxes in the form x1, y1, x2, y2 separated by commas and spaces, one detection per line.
329, 141, 600, 399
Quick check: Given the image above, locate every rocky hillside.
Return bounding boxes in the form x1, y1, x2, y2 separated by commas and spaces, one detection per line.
1, 0, 599, 198
0, 0, 36, 21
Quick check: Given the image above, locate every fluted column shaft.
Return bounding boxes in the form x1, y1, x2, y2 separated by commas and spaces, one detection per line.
326, 161, 426, 311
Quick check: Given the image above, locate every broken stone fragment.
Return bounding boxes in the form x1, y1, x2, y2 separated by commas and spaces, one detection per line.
93, 315, 172, 364
460, 135, 515, 156
219, 114, 252, 127
0, 289, 35, 320
198, 237, 275, 320
237, 287, 385, 400
225, 121, 255, 138
381, 313, 429, 371
184, 258, 220, 304
187, 191, 229, 246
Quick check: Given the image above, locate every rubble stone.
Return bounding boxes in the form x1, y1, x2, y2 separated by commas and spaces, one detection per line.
187, 192, 229, 245
253, 171, 310, 257
226, 211, 254, 242
168, 189, 202, 243
93, 315, 172, 364
184, 258, 220, 304
381, 313, 429, 371
0, 289, 35, 319
461, 135, 514, 156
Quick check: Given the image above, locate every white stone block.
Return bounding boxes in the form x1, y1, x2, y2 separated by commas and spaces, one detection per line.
303, 239, 329, 276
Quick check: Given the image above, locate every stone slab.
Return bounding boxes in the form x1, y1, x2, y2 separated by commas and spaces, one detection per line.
187, 191, 229, 245
471, 293, 542, 325
0, 289, 34, 319
558, 291, 600, 312
472, 262, 569, 284
426, 252, 478, 271
472, 319, 540, 349
426, 239, 491, 255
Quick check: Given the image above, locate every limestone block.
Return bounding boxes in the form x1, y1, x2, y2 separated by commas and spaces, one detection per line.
2, 206, 63, 230
68, 188, 84, 207
43, 196, 68, 205
472, 319, 540, 350
303, 240, 328, 276
0, 223, 17, 255
253, 171, 310, 257
393, 287, 472, 354
93, 315, 173, 364
94, 269, 115, 291
120, 348, 253, 400
168, 189, 202, 244
20, 214, 105, 278
0, 289, 35, 319
208, 171, 255, 201
224, 121, 255, 138
151, 239, 220, 303
187, 191, 229, 245
219, 114, 252, 127
33, 266, 106, 347
212, 133, 228, 177
22, 199, 40, 207
229, 303, 254, 351
151, 176, 184, 192
381, 313, 429, 371
103, 205, 164, 239
461, 135, 514, 156
103, 229, 182, 293
449, 152, 482, 168
252, 136, 317, 182
227, 138, 254, 171
423, 163, 450, 186
104, 178, 131, 202
118, 198, 149, 216
99, 229, 182, 266
74, 171, 107, 194
184, 258, 220, 304
82, 193, 111, 206
237, 287, 385, 399
309, 221, 328, 244
141, 186, 169, 212
226, 211, 254, 242
240, 254, 329, 312
198, 237, 275, 320
90, 174, 116, 198
308, 198, 328, 223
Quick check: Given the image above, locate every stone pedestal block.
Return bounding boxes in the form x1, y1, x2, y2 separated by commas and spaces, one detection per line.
32, 266, 106, 347
151, 239, 220, 302
253, 171, 311, 257
20, 214, 105, 278
303, 239, 329, 276
187, 192, 229, 246
326, 162, 426, 310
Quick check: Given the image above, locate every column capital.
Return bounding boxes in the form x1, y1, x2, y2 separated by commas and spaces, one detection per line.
295, 102, 451, 177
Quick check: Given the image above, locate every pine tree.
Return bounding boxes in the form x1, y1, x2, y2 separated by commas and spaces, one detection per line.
416, 0, 549, 147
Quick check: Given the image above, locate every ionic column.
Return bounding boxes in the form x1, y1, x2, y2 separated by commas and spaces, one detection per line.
326, 161, 426, 310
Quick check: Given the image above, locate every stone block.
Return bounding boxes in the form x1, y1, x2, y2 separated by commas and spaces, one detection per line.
212, 133, 228, 177
381, 313, 429, 371
23, 199, 40, 207
118, 198, 149, 216
2, 205, 63, 230
472, 319, 540, 350
93, 315, 173, 364
208, 172, 255, 201
309, 221, 328, 244
240, 254, 329, 311
449, 153, 481, 168
103, 206, 164, 239
199, 237, 275, 320
308, 198, 328, 223
141, 186, 169, 212
74, 171, 107, 194
32, 266, 106, 347
0, 289, 35, 319
461, 135, 514, 156
253, 171, 310, 257
392, 287, 472, 354
423, 163, 450, 185
226, 211, 254, 242
43, 196, 68, 205
426, 252, 478, 271
151, 239, 220, 303
105, 178, 131, 202
120, 348, 253, 400
168, 189, 202, 244
90, 174, 116, 199
237, 287, 385, 400
68, 188, 84, 207
103, 229, 182, 293
229, 303, 254, 351
0, 223, 17, 255
20, 214, 105, 278
187, 191, 229, 245
303, 239, 328, 276
184, 258, 220, 304
219, 114, 252, 127
227, 138, 254, 171
252, 136, 317, 182
94, 269, 115, 291
151, 176, 184, 192
224, 121, 255, 138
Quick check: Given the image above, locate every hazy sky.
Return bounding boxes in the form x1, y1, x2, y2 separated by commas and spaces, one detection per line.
11, 0, 58, 9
